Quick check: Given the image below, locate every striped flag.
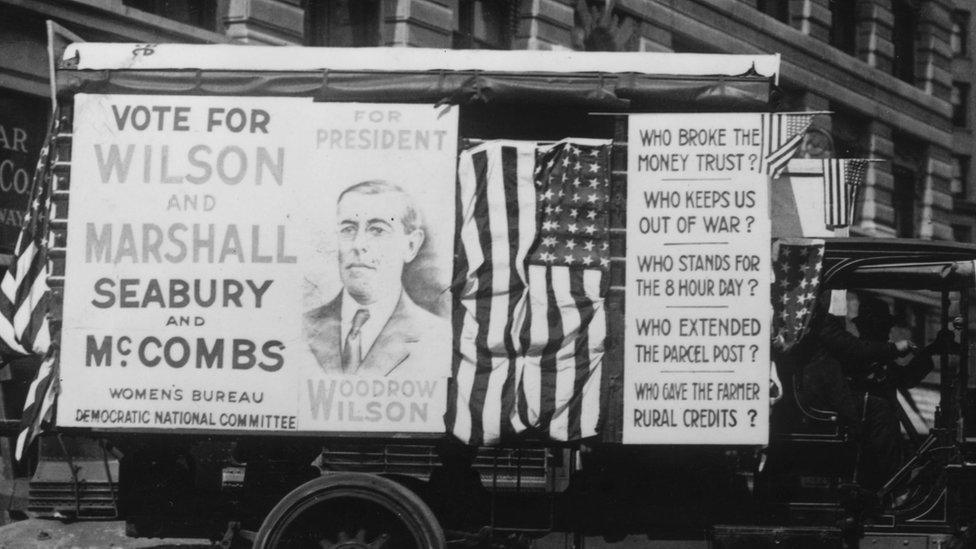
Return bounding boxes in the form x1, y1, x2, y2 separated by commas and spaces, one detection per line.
515, 141, 609, 442
770, 238, 824, 354
823, 159, 868, 229
0, 115, 58, 459
451, 141, 537, 446
450, 139, 610, 445
16, 352, 57, 459
761, 112, 816, 178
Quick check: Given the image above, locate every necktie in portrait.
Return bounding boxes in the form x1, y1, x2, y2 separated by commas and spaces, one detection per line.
342, 308, 370, 373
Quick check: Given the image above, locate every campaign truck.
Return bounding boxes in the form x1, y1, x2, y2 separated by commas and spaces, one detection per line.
1, 42, 974, 548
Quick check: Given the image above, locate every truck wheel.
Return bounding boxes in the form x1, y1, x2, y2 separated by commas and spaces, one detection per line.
253, 472, 445, 549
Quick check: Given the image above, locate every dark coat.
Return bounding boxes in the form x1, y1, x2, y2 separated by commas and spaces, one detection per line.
303, 292, 449, 376
790, 312, 898, 423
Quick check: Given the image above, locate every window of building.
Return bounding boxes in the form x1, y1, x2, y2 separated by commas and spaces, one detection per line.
756, 0, 790, 24
829, 0, 858, 54
830, 105, 869, 157
454, 0, 513, 49
952, 224, 973, 243
951, 10, 969, 57
952, 82, 970, 127
951, 155, 970, 197
892, 0, 918, 83
0, 90, 47, 255
893, 134, 924, 238
306, 0, 381, 47
122, 0, 218, 31
893, 165, 917, 238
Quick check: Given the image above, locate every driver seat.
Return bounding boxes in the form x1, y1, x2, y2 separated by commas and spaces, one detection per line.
761, 354, 860, 524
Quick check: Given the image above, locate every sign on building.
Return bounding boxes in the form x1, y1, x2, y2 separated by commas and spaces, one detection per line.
0, 93, 47, 253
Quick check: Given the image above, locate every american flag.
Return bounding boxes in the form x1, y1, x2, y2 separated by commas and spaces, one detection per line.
516, 141, 608, 441
770, 238, 824, 354
823, 159, 868, 229
0, 115, 58, 459
449, 139, 609, 445
762, 113, 816, 178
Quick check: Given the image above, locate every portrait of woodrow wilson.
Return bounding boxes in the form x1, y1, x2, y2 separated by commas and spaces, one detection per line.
303, 180, 449, 376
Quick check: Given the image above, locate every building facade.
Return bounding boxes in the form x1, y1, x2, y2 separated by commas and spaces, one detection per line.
2, 0, 971, 241
0, 0, 971, 414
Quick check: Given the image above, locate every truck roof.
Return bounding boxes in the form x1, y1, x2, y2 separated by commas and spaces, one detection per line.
823, 237, 976, 291
61, 44, 780, 82
56, 45, 778, 110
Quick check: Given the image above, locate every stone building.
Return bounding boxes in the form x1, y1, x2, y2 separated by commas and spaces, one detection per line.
2, 0, 970, 244
0, 0, 971, 419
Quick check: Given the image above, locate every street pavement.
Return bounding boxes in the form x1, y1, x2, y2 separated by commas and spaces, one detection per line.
0, 520, 710, 548
0, 520, 209, 548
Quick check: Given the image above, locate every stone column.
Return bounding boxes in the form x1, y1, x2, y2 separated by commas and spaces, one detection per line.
854, 119, 896, 237
382, 0, 452, 48
857, 0, 894, 73
916, 0, 953, 101
920, 145, 955, 239
790, 0, 831, 42
513, 0, 574, 50
225, 0, 304, 45
637, 19, 672, 52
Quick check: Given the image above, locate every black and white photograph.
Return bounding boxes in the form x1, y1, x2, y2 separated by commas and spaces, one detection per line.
302, 179, 451, 377
0, 1, 974, 547
295, 101, 456, 434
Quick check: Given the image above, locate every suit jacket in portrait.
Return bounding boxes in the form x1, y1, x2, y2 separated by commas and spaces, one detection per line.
303, 291, 449, 376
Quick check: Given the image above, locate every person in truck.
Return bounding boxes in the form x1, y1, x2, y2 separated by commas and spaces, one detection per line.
798, 294, 953, 491
847, 297, 955, 491
303, 180, 447, 376
795, 293, 913, 490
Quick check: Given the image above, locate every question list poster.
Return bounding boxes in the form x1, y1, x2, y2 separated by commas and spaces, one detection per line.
623, 113, 771, 444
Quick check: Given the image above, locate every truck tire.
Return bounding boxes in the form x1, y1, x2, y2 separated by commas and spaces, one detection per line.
253, 472, 445, 549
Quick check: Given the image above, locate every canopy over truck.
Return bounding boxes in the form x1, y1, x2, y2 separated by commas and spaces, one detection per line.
57, 44, 779, 110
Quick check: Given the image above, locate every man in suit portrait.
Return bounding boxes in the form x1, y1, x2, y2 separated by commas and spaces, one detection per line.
304, 180, 448, 376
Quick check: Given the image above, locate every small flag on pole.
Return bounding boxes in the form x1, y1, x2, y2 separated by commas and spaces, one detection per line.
762, 112, 816, 178
823, 159, 869, 229
450, 139, 610, 445
771, 238, 825, 354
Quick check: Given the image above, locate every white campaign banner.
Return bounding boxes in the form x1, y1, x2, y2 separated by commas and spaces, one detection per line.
624, 113, 771, 445
58, 95, 457, 434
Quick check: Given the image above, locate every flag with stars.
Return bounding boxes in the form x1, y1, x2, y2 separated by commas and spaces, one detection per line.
0, 113, 59, 459
823, 159, 868, 229
761, 112, 816, 179
450, 139, 611, 446
0, 124, 54, 359
770, 238, 825, 354
515, 140, 608, 442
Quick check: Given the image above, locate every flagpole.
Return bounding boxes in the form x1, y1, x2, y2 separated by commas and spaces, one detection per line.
46, 21, 84, 115
586, 110, 836, 116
